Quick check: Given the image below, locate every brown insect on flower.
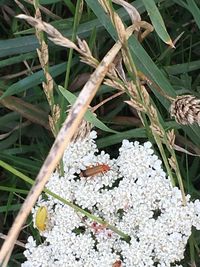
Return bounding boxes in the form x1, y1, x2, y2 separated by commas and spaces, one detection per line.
80, 164, 110, 178
112, 260, 122, 267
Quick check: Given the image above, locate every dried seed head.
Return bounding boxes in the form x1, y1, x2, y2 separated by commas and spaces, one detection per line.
167, 129, 175, 149
113, 12, 126, 43
125, 100, 146, 112
104, 78, 125, 91
170, 95, 200, 125
48, 115, 55, 136
77, 37, 99, 68
52, 104, 61, 124
127, 81, 137, 98
140, 85, 150, 106
168, 156, 176, 171
150, 123, 164, 138
77, 38, 92, 57
16, 14, 79, 51
149, 105, 158, 120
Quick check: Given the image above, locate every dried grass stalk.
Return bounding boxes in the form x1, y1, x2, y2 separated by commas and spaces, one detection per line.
168, 156, 176, 170
167, 129, 175, 149
16, 14, 79, 51
150, 123, 164, 138
125, 100, 146, 112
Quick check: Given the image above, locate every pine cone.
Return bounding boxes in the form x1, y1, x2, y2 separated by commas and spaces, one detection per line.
170, 95, 200, 125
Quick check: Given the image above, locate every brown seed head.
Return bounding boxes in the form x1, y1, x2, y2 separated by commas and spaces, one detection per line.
170, 95, 200, 125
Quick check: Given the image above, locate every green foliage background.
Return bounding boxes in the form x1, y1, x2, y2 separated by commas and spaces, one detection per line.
0, 0, 200, 265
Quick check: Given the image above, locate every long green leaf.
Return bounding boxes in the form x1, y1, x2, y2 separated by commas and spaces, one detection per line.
164, 60, 200, 75
186, 0, 200, 30
0, 62, 66, 99
0, 204, 21, 213
0, 0, 161, 58
0, 52, 37, 68
142, 0, 174, 47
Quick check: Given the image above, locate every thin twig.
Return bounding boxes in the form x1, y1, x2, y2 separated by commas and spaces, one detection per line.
92, 91, 124, 112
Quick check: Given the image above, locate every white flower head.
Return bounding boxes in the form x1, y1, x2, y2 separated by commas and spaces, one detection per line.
23, 132, 200, 267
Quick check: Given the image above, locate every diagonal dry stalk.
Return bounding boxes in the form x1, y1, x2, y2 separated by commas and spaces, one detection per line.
102, 1, 187, 203
0, 14, 136, 265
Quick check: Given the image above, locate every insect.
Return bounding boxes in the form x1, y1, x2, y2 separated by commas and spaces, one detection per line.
80, 164, 110, 178
35, 206, 48, 231
112, 260, 122, 267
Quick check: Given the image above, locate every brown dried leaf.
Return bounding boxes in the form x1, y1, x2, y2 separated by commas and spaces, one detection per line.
173, 144, 200, 157
113, 12, 126, 43
112, 0, 141, 25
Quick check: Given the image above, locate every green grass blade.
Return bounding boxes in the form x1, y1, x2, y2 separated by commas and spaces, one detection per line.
186, 0, 200, 30
58, 86, 118, 134
96, 128, 146, 148
0, 186, 28, 195
0, 91, 49, 130
63, 0, 75, 14
164, 60, 200, 75
0, 62, 67, 99
0, 52, 37, 68
142, 0, 174, 47
96, 121, 180, 148
0, 204, 21, 213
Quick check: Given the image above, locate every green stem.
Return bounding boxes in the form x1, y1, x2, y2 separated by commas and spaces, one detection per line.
0, 160, 130, 241
153, 134, 175, 186
59, 0, 82, 126
171, 150, 186, 203
122, 45, 154, 143
122, 42, 185, 200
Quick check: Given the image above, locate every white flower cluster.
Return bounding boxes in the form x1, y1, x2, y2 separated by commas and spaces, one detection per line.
22, 131, 200, 267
